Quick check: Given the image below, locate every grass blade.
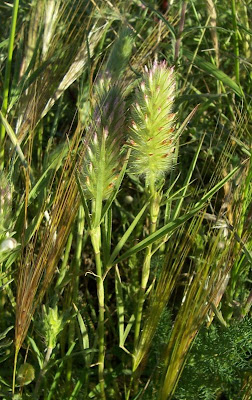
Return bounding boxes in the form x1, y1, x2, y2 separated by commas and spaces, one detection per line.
0, 111, 27, 168
184, 49, 244, 97
113, 165, 240, 264
107, 202, 149, 267
115, 265, 125, 347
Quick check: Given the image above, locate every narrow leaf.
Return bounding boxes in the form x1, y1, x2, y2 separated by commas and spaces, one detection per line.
113, 165, 240, 264
0, 326, 13, 341
122, 314, 135, 346
0, 111, 27, 167
175, 105, 200, 139
73, 304, 90, 366
184, 49, 244, 97
115, 265, 125, 346
76, 172, 91, 230
172, 133, 204, 219
107, 202, 149, 267
101, 149, 130, 221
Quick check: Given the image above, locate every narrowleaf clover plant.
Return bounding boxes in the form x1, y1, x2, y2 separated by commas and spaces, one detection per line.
81, 80, 127, 399
127, 62, 179, 364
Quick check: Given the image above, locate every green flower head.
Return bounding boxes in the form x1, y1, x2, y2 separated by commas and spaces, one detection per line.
82, 84, 126, 200
129, 61, 177, 182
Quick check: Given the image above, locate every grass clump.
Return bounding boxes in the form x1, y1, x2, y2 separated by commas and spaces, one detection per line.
0, 1, 251, 399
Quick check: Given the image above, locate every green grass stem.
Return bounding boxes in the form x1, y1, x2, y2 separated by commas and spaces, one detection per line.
133, 182, 161, 394
66, 206, 85, 387
90, 225, 106, 400
0, 0, 19, 169
231, 0, 240, 85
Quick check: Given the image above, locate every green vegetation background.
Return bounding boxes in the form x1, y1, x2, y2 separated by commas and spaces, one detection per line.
0, 1, 251, 399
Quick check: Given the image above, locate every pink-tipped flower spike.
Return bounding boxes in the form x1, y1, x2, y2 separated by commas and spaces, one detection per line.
82, 85, 126, 200
129, 61, 177, 183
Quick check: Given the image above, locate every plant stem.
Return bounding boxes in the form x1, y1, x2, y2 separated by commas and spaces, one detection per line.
56, 231, 73, 291
90, 225, 106, 400
0, 0, 19, 169
231, 0, 240, 85
134, 178, 159, 350
132, 180, 161, 397
133, 245, 153, 350
66, 206, 85, 386
34, 347, 53, 397
12, 346, 18, 395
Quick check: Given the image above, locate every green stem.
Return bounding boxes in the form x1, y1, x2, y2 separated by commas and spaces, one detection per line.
56, 231, 73, 290
133, 245, 152, 350
132, 183, 161, 394
134, 178, 158, 348
0, 0, 20, 169
66, 206, 85, 386
59, 231, 73, 362
90, 225, 106, 400
37, 122, 43, 170
12, 346, 19, 395
231, 0, 240, 85
34, 347, 53, 397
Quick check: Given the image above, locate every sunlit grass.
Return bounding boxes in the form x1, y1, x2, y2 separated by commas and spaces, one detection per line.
0, 1, 251, 399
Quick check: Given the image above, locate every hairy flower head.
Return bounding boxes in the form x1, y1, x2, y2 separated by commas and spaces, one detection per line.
42, 305, 64, 350
129, 61, 177, 182
82, 84, 126, 200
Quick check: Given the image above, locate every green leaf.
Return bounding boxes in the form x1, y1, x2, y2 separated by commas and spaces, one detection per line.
184, 49, 244, 98
172, 133, 204, 219
107, 202, 149, 267
76, 172, 91, 230
175, 105, 200, 139
0, 39, 8, 49
122, 314, 135, 346
27, 337, 43, 369
73, 304, 90, 366
47, 343, 76, 400
113, 165, 240, 264
115, 266, 124, 346
0, 111, 27, 168
140, 1, 176, 40
101, 149, 130, 221
0, 326, 13, 342
230, 135, 251, 157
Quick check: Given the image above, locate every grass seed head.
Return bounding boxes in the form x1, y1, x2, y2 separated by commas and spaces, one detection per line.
81, 85, 126, 200
129, 61, 177, 182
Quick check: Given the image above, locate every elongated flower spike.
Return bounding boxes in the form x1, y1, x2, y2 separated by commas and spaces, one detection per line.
82, 84, 126, 200
129, 61, 177, 183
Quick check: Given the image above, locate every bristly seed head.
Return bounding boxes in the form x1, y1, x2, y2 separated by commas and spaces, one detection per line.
81, 85, 126, 200
128, 60, 177, 182
103, 127, 109, 140
136, 103, 141, 112
141, 82, 145, 92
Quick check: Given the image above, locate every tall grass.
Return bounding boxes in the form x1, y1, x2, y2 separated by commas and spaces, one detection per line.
0, 1, 251, 399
